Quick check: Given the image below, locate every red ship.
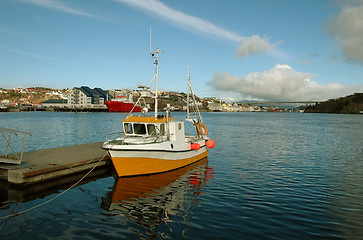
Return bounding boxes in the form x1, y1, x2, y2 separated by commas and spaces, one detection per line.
105, 96, 142, 112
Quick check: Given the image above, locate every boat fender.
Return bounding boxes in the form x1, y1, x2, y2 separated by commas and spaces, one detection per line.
206, 139, 215, 149
191, 143, 200, 150
195, 122, 208, 135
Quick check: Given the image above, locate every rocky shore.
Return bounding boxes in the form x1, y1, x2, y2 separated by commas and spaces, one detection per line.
305, 93, 363, 114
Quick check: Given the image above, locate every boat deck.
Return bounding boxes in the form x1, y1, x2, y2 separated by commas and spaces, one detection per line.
0, 142, 111, 185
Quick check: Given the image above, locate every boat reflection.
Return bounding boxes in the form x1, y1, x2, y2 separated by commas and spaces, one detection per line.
101, 158, 214, 230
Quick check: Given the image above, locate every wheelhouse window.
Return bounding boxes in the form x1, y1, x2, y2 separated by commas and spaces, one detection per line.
124, 123, 133, 134
147, 124, 156, 135
124, 122, 166, 136
134, 124, 146, 134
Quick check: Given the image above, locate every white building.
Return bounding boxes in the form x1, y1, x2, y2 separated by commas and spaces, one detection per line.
68, 86, 108, 108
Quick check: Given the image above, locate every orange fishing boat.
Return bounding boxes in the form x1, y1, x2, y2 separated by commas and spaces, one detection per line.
102, 47, 215, 177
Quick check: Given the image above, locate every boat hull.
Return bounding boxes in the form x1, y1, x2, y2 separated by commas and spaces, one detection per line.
105, 101, 142, 112
108, 146, 208, 177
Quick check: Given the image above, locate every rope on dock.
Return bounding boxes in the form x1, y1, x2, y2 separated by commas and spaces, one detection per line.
0, 151, 109, 220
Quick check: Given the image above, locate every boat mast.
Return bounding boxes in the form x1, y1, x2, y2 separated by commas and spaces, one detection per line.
187, 65, 190, 119
150, 48, 163, 119
186, 67, 203, 124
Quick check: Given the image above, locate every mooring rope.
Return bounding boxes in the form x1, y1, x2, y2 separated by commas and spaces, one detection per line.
0, 151, 109, 220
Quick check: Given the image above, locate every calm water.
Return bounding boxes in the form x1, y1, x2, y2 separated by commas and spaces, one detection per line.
0, 111, 363, 239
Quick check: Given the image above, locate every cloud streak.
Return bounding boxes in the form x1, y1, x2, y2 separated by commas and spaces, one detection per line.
114, 0, 241, 42
115, 0, 279, 57
19, 0, 93, 17
0, 45, 50, 60
210, 64, 363, 101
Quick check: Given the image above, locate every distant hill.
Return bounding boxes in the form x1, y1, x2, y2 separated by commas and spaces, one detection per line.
304, 93, 363, 114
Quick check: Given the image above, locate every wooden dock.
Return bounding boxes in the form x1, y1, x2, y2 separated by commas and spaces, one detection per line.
0, 142, 111, 185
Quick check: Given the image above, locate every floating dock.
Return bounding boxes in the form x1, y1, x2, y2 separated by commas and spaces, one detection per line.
0, 142, 111, 185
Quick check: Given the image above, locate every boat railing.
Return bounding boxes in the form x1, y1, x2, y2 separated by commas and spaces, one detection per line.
0, 127, 32, 165
105, 132, 125, 142
106, 131, 169, 145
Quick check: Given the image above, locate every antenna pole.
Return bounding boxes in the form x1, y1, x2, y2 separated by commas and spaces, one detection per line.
187, 65, 190, 119
149, 26, 152, 54
149, 27, 164, 119
150, 47, 164, 119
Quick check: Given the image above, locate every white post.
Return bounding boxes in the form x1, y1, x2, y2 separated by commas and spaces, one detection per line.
155, 49, 159, 119
187, 66, 190, 119
150, 48, 163, 119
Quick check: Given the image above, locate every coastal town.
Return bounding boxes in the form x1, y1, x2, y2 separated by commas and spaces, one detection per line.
0, 86, 305, 113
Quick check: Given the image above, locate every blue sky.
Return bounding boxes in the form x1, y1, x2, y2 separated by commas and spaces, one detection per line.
1, 0, 363, 101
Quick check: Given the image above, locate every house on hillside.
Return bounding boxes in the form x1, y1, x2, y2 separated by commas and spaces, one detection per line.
207, 102, 222, 111
68, 86, 108, 108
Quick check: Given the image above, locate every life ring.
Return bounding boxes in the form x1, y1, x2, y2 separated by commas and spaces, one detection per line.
196, 122, 208, 135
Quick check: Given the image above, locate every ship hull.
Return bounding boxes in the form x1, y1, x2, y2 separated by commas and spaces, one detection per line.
105, 101, 142, 112
108, 146, 208, 177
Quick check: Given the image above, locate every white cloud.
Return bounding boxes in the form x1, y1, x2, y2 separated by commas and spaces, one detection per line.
210, 64, 363, 101
20, 0, 93, 17
236, 35, 280, 58
115, 0, 279, 58
325, 3, 363, 63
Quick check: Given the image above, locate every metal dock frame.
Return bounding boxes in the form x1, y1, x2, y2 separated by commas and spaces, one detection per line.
0, 127, 32, 164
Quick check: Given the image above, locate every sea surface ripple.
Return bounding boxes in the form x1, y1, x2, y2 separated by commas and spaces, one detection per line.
0, 112, 362, 239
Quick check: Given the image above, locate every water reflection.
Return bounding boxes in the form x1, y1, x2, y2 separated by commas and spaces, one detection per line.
0, 167, 114, 240
101, 158, 214, 237
0, 167, 113, 209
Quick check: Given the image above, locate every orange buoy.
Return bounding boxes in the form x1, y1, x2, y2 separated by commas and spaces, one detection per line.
206, 139, 215, 149
191, 143, 200, 150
